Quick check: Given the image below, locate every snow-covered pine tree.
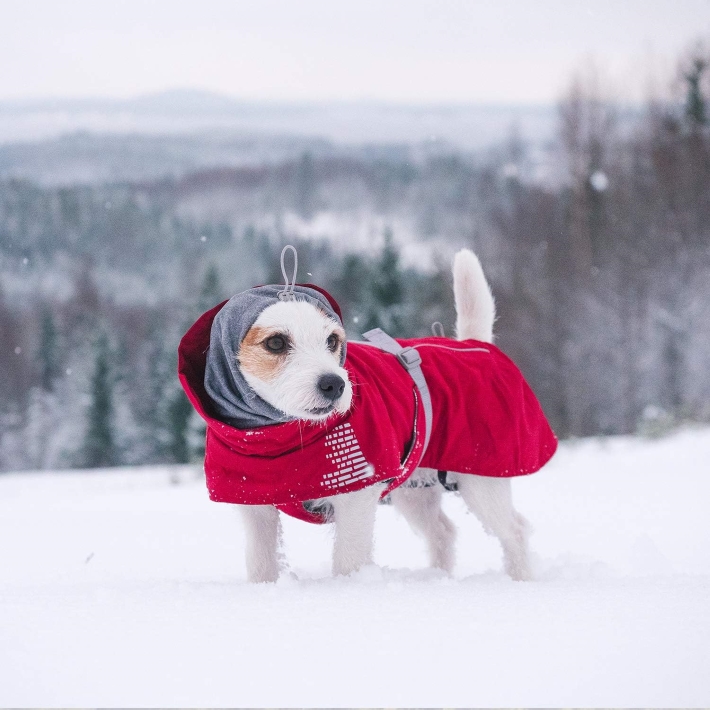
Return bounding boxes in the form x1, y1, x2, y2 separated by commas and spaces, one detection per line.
83, 333, 118, 468
183, 263, 226, 461
685, 55, 708, 127
166, 389, 193, 463
38, 307, 61, 393
197, 263, 223, 315
364, 228, 406, 336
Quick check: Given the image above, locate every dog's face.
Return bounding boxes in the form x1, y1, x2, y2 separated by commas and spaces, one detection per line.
237, 300, 352, 422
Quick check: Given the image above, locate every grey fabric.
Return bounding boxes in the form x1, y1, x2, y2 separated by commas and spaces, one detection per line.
204, 284, 346, 429
361, 327, 433, 455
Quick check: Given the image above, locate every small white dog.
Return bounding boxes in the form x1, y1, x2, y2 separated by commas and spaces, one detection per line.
234, 249, 533, 582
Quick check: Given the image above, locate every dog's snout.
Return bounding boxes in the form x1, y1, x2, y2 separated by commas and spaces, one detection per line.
318, 373, 345, 401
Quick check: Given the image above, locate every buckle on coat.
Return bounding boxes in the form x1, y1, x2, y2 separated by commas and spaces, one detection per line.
397, 346, 422, 370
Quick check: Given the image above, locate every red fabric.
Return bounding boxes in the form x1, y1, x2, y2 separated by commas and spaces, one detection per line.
178, 298, 557, 524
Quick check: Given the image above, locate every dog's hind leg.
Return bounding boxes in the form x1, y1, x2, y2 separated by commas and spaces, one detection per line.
329, 482, 385, 576
238, 504, 283, 583
453, 474, 532, 581
390, 468, 456, 574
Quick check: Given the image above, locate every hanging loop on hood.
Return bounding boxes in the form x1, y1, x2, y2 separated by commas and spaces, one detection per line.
431, 321, 445, 337
278, 244, 298, 301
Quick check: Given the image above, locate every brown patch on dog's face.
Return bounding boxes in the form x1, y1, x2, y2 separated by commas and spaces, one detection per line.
238, 325, 289, 383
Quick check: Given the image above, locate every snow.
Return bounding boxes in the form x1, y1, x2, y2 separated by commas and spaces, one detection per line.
590, 169, 610, 192
1, 429, 710, 707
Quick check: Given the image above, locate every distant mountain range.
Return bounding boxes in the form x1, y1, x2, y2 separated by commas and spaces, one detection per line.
0, 89, 557, 149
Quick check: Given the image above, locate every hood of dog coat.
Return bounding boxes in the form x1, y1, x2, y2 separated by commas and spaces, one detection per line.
179, 290, 426, 522
203, 284, 346, 430
179, 289, 558, 524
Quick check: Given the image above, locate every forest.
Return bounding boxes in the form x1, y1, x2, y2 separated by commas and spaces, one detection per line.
1, 52, 709, 471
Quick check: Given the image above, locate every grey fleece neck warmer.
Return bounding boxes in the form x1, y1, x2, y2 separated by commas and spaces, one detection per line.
204, 284, 346, 429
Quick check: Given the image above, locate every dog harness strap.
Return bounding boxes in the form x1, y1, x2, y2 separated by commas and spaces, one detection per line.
362, 327, 433, 456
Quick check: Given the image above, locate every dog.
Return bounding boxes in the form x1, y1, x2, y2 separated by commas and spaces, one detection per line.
216, 249, 537, 582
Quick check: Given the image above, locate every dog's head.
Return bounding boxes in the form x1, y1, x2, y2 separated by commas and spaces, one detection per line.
237, 298, 352, 422
204, 285, 353, 427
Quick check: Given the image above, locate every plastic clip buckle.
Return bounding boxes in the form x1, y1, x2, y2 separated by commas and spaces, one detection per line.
397, 347, 422, 370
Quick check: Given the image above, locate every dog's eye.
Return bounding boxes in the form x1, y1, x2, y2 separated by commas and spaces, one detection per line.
326, 334, 340, 352
264, 335, 288, 353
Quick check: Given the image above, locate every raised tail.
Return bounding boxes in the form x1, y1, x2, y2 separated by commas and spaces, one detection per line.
453, 249, 495, 343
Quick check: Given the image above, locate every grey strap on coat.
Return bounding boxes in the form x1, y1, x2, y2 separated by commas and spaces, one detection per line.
361, 327, 433, 456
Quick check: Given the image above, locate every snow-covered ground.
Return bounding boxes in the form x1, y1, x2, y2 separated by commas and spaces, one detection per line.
1, 429, 709, 707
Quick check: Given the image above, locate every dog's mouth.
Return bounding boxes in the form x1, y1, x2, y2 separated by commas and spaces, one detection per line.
307, 404, 335, 416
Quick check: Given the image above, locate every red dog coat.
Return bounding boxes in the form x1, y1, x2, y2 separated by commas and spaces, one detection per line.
178, 289, 557, 523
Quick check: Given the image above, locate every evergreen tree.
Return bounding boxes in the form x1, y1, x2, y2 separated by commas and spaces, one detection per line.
37, 308, 60, 392
332, 253, 371, 336
685, 56, 708, 127
0, 287, 29, 404
166, 390, 193, 463
197, 263, 223, 315
138, 325, 174, 462
83, 333, 117, 468
372, 229, 404, 306
183, 264, 224, 460
364, 229, 406, 335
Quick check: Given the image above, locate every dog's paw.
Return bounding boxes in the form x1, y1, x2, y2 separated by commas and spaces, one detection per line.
506, 559, 534, 582
503, 536, 534, 581
246, 565, 280, 583
247, 574, 279, 584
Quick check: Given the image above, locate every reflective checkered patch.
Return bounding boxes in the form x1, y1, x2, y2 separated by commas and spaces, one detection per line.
321, 422, 373, 489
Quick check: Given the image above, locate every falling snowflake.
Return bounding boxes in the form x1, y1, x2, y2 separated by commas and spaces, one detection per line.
590, 171, 609, 192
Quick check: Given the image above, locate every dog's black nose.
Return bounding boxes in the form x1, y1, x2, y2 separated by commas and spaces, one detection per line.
318, 373, 345, 401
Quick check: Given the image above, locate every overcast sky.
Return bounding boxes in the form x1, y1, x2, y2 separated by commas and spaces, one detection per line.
2, 0, 709, 104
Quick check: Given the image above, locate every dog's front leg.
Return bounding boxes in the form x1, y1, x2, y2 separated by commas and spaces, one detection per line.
329, 482, 385, 576
238, 504, 283, 583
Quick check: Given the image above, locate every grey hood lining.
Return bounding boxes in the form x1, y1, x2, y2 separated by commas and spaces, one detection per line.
203, 284, 346, 429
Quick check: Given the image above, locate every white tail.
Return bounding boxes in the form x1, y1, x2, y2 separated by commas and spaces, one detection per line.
453, 249, 495, 343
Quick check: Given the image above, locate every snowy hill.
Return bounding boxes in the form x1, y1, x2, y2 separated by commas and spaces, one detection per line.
0, 91, 556, 149
1, 428, 709, 707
